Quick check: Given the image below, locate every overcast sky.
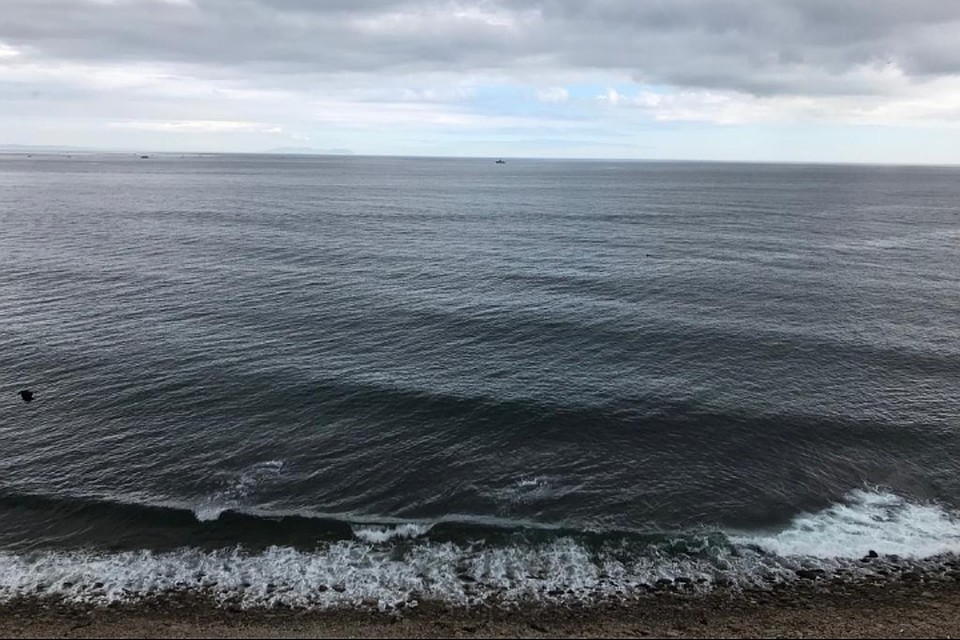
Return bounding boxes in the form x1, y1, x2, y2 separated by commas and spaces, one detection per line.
2, 0, 960, 162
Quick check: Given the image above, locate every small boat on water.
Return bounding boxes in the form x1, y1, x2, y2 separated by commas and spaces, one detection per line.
495, 158, 506, 164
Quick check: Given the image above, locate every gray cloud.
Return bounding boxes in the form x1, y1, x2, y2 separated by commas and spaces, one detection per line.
2, 0, 960, 97
538, 0, 960, 95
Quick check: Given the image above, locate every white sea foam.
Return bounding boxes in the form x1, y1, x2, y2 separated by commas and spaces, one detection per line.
490, 475, 569, 505
733, 489, 960, 559
193, 506, 227, 523
0, 491, 957, 610
352, 523, 433, 544
0, 539, 733, 609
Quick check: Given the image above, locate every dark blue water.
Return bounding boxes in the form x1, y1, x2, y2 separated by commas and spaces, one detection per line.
0, 154, 958, 606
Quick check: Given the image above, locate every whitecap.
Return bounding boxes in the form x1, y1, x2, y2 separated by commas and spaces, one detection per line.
732, 489, 960, 559
351, 523, 433, 544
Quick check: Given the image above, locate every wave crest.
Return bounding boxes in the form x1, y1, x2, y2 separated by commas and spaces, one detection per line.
351, 524, 433, 544
734, 489, 960, 559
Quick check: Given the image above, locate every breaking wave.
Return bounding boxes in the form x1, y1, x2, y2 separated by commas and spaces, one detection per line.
0, 490, 957, 609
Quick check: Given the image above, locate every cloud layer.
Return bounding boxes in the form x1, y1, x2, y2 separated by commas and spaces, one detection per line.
2, 0, 960, 160
6, 1, 960, 91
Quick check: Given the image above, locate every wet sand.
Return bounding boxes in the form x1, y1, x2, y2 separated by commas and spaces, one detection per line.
1, 579, 959, 638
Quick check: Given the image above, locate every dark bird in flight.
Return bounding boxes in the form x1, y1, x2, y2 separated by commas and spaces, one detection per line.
19, 390, 33, 403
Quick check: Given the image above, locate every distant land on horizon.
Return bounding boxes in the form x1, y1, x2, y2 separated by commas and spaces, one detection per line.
0, 143, 100, 153
0, 144, 358, 157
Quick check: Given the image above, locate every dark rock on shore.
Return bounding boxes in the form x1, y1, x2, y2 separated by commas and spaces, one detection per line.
796, 569, 826, 581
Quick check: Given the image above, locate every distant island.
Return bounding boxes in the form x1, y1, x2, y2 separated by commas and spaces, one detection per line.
266, 147, 354, 156
0, 144, 96, 153
0, 144, 358, 157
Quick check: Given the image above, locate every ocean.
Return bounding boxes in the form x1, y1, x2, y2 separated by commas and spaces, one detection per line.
0, 153, 958, 608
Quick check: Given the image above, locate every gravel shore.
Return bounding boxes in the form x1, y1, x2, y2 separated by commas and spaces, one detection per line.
0, 578, 958, 638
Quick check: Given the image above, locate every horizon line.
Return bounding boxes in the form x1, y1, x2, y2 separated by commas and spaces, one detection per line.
1, 145, 959, 169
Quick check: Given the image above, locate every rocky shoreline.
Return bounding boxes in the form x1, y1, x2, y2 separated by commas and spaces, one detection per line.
0, 572, 959, 638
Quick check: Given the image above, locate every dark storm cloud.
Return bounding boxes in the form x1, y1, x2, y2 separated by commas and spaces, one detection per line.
3, 0, 960, 95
